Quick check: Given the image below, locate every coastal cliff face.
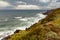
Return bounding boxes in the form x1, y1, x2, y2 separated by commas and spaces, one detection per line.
3, 8, 60, 40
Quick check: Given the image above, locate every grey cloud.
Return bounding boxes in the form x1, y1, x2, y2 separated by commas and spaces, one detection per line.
3, 0, 53, 6
1, 0, 57, 5
0, 0, 60, 9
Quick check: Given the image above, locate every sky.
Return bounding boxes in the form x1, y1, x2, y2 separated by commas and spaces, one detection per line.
0, 0, 60, 10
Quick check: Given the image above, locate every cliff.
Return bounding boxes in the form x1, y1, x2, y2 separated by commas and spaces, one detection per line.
2, 8, 60, 40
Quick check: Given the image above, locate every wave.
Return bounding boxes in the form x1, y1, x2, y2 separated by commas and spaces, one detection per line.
0, 31, 14, 40
0, 13, 47, 40
14, 17, 22, 19
0, 18, 8, 22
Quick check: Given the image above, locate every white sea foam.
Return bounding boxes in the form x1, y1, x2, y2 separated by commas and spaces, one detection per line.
19, 18, 28, 21
4, 18, 8, 21
14, 17, 22, 19
15, 26, 27, 30
18, 17, 32, 21
0, 31, 14, 40
14, 13, 47, 30
0, 13, 47, 40
36, 13, 46, 18
0, 18, 8, 22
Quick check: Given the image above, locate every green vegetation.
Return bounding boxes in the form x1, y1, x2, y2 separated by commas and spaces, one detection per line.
4, 8, 60, 40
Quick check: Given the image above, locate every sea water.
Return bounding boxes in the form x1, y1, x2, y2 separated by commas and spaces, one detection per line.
0, 10, 47, 40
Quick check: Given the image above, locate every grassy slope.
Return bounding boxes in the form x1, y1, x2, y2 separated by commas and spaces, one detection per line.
7, 8, 60, 40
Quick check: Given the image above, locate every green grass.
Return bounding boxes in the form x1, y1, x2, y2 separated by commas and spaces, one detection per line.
6, 8, 60, 40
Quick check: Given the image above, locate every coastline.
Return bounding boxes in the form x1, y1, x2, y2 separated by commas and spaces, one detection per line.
5, 8, 60, 40
1, 13, 47, 40
2, 8, 56, 40
2, 8, 59, 40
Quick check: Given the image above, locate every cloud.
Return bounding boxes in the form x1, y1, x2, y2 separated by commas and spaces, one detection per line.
49, 2, 60, 8
16, 1, 27, 5
39, 0, 51, 3
38, 1, 60, 10
0, 0, 59, 10
0, 1, 11, 9
14, 5, 40, 9
57, 0, 60, 2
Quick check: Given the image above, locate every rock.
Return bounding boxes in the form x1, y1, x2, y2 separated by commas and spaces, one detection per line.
2, 36, 10, 40
14, 30, 21, 33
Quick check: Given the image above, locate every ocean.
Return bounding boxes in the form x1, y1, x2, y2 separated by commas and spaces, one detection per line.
0, 10, 47, 40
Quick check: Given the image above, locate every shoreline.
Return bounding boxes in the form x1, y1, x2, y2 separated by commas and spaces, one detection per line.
3, 9, 59, 39
1, 13, 47, 40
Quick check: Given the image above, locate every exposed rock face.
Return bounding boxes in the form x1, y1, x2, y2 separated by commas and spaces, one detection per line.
3, 8, 60, 40
14, 30, 21, 33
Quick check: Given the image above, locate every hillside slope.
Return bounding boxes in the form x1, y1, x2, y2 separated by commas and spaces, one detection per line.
3, 8, 60, 40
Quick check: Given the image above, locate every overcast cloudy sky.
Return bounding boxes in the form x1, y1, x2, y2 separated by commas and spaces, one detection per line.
0, 0, 60, 10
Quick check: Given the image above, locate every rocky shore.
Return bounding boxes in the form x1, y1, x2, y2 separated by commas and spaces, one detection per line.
2, 8, 60, 40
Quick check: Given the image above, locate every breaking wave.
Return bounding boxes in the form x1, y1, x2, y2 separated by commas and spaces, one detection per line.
0, 13, 47, 40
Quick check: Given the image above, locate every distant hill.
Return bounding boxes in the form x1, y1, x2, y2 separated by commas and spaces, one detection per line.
2, 8, 60, 40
